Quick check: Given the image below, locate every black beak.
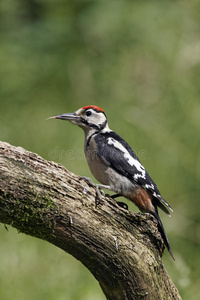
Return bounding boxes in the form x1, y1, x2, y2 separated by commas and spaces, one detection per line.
47, 113, 81, 124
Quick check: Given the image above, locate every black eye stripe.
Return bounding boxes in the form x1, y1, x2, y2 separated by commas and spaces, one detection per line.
80, 118, 107, 131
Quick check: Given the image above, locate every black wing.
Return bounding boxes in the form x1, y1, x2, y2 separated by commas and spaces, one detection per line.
94, 131, 172, 213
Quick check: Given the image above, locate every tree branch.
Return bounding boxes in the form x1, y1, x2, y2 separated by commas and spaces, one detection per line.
0, 141, 181, 300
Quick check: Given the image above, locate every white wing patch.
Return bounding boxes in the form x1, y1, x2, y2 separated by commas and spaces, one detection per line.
107, 137, 146, 179
144, 183, 155, 190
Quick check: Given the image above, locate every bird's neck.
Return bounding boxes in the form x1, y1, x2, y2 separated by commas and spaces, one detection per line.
83, 123, 112, 150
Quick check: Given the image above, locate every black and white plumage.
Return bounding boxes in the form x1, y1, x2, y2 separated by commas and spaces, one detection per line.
94, 130, 172, 215
49, 105, 174, 259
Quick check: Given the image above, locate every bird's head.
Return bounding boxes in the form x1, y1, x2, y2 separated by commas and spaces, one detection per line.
48, 105, 108, 133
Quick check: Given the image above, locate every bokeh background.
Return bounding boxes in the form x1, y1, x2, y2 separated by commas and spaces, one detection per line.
0, 1, 200, 299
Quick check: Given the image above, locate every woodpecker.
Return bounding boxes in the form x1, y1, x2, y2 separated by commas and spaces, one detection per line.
49, 105, 174, 259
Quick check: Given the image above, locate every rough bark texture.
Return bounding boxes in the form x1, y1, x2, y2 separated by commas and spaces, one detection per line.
0, 141, 181, 300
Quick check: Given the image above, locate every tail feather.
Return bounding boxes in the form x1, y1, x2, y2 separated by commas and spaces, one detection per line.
152, 202, 175, 260
156, 194, 173, 213
156, 200, 171, 216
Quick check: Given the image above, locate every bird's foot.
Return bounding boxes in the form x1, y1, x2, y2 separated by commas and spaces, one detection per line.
115, 201, 128, 210
79, 176, 110, 206
105, 193, 129, 210
110, 193, 121, 199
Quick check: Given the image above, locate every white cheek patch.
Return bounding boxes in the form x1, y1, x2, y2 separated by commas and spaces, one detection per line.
107, 137, 146, 179
90, 112, 106, 126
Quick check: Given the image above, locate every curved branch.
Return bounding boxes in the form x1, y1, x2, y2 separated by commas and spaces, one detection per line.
0, 141, 181, 300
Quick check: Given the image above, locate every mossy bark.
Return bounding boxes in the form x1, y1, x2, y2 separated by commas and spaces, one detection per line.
0, 141, 181, 300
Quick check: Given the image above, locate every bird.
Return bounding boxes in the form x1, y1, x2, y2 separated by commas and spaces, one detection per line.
49, 105, 174, 259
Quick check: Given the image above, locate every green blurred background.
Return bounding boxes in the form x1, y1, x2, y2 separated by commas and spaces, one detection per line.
0, 0, 200, 299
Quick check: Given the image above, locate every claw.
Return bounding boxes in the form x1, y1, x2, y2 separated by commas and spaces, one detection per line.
79, 176, 94, 186
105, 193, 128, 210
79, 176, 110, 206
79, 176, 102, 205
95, 187, 102, 206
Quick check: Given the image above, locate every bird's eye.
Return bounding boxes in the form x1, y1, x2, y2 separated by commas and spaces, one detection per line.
86, 110, 92, 117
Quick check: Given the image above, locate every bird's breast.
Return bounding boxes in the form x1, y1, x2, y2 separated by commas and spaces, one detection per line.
84, 135, 110, 185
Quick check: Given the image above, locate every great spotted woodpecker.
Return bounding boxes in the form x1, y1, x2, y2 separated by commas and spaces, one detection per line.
49, 105, 174, 259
